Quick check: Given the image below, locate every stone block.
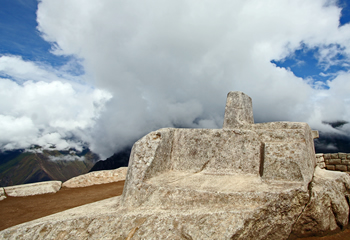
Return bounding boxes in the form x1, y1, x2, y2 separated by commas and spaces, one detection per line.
331, 153, 339, 159
347, 154, 350, 159
324, 154, 331, 159
325, 159, 329, 164
328, 159, 341, 165
172, 129, 262, 175
342, 160, 350, 165
335, 165, 348, 172
339, 153, 347, 159
315, 153, 324, 158
4, 181, 62, 197
0, 188, 5, 201
326, 165, 335, 170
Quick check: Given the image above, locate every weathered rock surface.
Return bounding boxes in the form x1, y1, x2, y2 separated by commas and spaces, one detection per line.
4, 181, 61, 197
62, 167, 127, 188
0, 188, 5, 201
1, 91, 341, 239
292, 167, 350, 237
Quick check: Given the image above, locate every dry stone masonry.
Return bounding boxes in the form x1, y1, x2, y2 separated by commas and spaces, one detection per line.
316, 153, 350, 172
2, 91, 350, 240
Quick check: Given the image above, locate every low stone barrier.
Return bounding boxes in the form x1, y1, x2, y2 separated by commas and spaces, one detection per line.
62, 167, 128, 188
316, 153, 350, 172
0, 167, 128, 201
4, 181, 62, 197
0, 188, 5, 201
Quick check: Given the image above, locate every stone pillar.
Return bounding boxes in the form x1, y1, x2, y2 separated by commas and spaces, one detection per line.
223, 91, 254, 129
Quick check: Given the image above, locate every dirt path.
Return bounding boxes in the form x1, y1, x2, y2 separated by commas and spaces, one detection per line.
0, 181, 124, 231
1, 180, 350, 239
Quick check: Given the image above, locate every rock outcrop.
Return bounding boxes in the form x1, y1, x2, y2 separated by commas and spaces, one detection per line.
4, 181, 61, 197
1, 91, 350, 239
62, 167, 128, 188
292, 167, 350, 237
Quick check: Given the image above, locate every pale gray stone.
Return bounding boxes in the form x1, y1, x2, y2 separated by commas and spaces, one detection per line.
62, 167, 127, 188
0, 190, 309, 240
0, 188, 5, 201
292, 167, 350, 237
223, 91, 254, 129
4, 181, 61, 197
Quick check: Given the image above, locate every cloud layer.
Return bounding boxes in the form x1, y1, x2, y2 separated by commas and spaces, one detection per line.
1, 0, 350, 157
0, 56, 111, 152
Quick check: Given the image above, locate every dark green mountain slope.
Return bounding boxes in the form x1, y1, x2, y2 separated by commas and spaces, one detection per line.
0, 149, 99, 187
89, 148, 131, 172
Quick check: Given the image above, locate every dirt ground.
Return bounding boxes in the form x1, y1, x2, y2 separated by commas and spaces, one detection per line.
0, 181, 125, 231
1, 180, 350, 239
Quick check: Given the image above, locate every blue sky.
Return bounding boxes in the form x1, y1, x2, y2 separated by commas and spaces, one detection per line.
0, 0, 69, 66
271, 0, 350, 87
1, 0, 350, 156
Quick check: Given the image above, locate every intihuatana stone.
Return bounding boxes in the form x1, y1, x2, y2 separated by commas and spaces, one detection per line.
4, 181, 61, 197
2, 91, 344, 240
62, 167, 127, 188
0, 188, 5, 201
223, 91, 254, 129
292, 167, 350, 237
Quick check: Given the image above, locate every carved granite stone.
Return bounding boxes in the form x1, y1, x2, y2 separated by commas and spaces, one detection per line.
2, 91, 346, 240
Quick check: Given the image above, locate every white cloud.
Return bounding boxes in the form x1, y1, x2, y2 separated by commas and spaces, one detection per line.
0, 57, 112, 153
2, 0, 350, 157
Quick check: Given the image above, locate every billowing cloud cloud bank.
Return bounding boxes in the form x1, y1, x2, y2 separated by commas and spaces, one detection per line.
0, 56, 112, 152
1, 0, 350, 157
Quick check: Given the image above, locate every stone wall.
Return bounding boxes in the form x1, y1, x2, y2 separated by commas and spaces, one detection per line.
316, 153, 350, 172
